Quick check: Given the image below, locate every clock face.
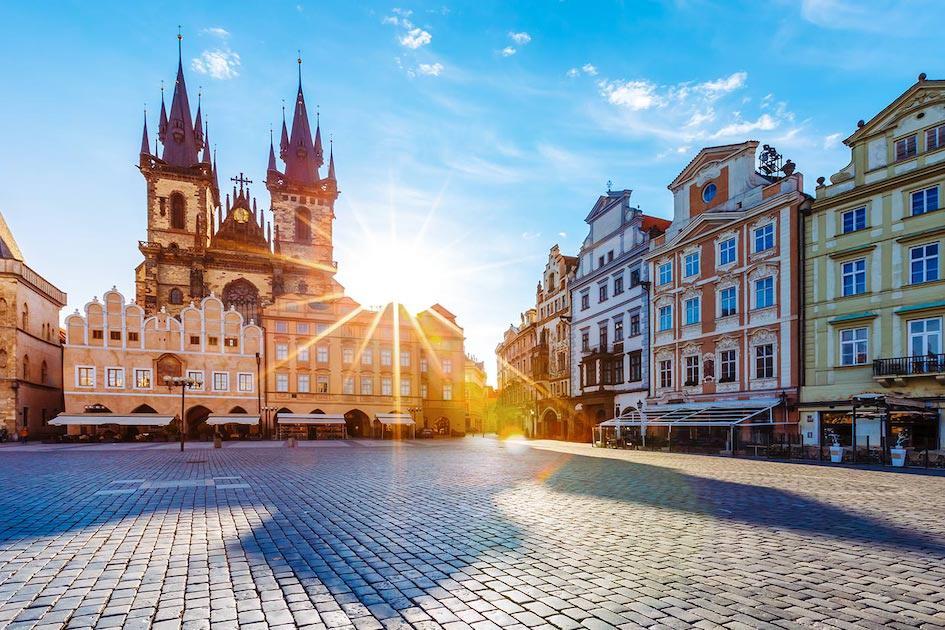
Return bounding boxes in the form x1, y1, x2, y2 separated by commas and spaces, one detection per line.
234, 207, 250, 223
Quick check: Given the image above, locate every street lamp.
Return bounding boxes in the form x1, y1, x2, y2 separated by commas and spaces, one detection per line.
164, 375, 196, 452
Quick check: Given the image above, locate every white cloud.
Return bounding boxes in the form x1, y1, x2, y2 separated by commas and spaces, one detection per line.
191, 49, 241, 80
501, 46, 517, 57
823, 132, 843, 149
711, 114, 777, 138
566, 68, 580, 78
798, 0, 926, 33
418, 62, 443, 77
598, 79, 662, 110
522, 231, 541, 240
581, 63, 598, 76
558, 231, 567, 238
400, 27, 432, 49
509, 31, 531, 45
696, 71, 747, 97
686, 109, 715, 127
201, 27, 230, 39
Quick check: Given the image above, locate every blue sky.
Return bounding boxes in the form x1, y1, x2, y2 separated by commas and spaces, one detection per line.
1, 0, 942, 384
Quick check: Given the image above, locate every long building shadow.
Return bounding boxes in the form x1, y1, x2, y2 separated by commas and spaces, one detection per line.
536, 449, 945, 557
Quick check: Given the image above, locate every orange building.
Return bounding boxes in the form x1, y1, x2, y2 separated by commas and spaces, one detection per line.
640, 141, 810, 450
58, 289, 263, 438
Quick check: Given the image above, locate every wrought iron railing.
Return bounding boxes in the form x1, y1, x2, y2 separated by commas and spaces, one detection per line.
873, 354, 945, 377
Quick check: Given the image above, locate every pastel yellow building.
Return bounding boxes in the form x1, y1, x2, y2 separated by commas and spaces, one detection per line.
801, 75, 945, 452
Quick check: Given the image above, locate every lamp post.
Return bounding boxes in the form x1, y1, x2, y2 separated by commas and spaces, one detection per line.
164, 375, 196, 452
407, 406, 421, 439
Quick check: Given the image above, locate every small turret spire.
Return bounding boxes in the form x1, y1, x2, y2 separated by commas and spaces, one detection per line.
140, 108, 150, 155
158, 81, 168, 144
193, 88, 204, 151
201, 120, 211, 163
327, 135, 336, 181
267, 128, 278, 172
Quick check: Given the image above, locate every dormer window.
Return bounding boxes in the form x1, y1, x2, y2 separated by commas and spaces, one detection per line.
702, 182, 717, 203
895, 135, 917, 161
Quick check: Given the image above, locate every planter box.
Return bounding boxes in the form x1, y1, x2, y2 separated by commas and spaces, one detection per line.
890, 448, 906, 468
829, 446, 843, 463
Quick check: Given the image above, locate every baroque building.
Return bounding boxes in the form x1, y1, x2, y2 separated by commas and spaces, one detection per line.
0, 211, 67, 437
495, 309, 538, 436
135, 48, 339, 323
570, 190, 669, 440
801, 75, 945, 452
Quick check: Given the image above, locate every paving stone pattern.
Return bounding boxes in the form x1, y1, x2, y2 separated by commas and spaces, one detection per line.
1, 438, 944, 629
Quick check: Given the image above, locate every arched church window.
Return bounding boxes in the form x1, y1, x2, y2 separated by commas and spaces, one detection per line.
222, 279, 260, 324
295, 207, 312, 243
170, 193, 186, 230
41, 360, 48, 384
22, 354, 29, 381
21, 303, 28, 331
168, 288, 184, 305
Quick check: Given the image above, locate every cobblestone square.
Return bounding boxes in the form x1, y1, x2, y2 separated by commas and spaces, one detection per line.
1, 439, 945, 629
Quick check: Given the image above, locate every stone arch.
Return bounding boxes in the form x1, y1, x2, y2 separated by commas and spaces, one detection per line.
21, 302, 28, 330
540, 408, 561, 439
344, 409, 370, 438
311, 408, 325, 414
170, 192, 186, 230
434, 416, 450, 435
222, 278, 260, 326
21, 354, 29, 381
131, 404, 158, 414
230, 406, 248, 414
185, 405, 212, 440
40, 360, 48, 384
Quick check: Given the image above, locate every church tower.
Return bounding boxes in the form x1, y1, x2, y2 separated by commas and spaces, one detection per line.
265, 58, 340, 297
136, 34, 219, 313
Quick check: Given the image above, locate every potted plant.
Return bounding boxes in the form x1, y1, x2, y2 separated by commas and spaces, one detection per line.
890, 430, 908, 468
826, 429, 843, 463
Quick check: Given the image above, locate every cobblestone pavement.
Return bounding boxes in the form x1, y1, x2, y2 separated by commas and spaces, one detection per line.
1, 438, 945, 630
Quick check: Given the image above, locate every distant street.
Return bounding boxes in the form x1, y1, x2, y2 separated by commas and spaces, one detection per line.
1, 439, 944, 629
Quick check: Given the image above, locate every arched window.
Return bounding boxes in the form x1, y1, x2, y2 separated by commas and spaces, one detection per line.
21, 303, 28, 331
170, 193, 186, 230
40, 361, 48, 384
222, 278, 260, 324
22, 355, 29, 381
295, 207, 312, 243
168, 288, 184, 305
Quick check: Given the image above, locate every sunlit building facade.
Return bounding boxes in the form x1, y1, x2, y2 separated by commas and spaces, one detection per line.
495, 309, 538, 436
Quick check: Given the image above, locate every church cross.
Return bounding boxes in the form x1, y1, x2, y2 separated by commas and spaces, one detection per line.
230, 172, 253, 190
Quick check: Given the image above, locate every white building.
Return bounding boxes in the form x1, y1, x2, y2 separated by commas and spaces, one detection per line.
570, 190, 670, 435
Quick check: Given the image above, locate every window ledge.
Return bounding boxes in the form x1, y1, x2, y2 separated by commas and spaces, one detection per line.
904, 206, 943, 221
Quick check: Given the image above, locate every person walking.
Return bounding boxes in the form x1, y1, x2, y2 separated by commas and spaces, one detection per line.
18, 426, 28, 444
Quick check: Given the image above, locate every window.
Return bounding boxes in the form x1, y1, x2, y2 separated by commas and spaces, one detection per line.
755, 344, 774, 379
297, 323, 309, 334
754, 223, 775, 253
274, 321, 288, 333
927, 125, 945, 151
134, 369, 151, 389
658, 262, 673, 285
381, 376, 392, 396
420, 382, 428, 398
581, 330, 589, 352
658, 305, 672, 331
630, 314, 640, 336
128, 332, 139, 343
754, 277, 774, 309
361, 350, 373, 365
613, 357, 624, 383
106, 368, 124, 388
720, 350, 736, 382
841, 259, 867, 296
420, 356, 428, 373
343, 376, 355, 395
911, 186, 939, 216
238, 373, 254, 392
614, 319, 624, 342
720, 286, 737, 317
169, 288, 183, 305
224, 337, 238, 348
77, 367, 94, 387
702, 182, 717, 203
40, 361, 47, 384
317, 345, 329, 363
109, 331, 121, 341
342, 347, 354, 364
895, 134, 917, 161
400, 379, 411, 396
297, 374, 310, 393
361, 377, 373, 395
613, 275, 624, 295
840, 328, 869, 366
298, 346, 309, 363
316, 375, 329, 394
598, 255, 605, 267
212, 372, 229, 391
443, 358, 453, 374
718, 238, 736, 265
659, 360, 673, 389
608, 250, 614, 262
189, 335, 200, 345
275, 343, 289, 361
630, 268, 641, 287
684, 251, 700, 278
909, 317, 941, 356
380, 349, 392, 366
92, 330, 104, 340
598, 323, 608, 350
315, 323, 329, 334
276, 373, 289, 392
598, 284, 608, 302
443, 383, 453, 400
684, 297, 701, 325
628, 351, 642, 382
187, 370, 204, 390
841, 207, 867, 234
170, 192, 186, 229
580, 292, 589, 310
295, 207, 312, 243
207, 336, 218, 346
400, 351, 410, 367
685, 356, 700, 386
910, 244, 940, 284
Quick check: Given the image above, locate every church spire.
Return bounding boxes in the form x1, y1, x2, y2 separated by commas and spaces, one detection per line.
201, 120, 211, 164
314, 107, 324, 168
327, 137, 336, 181
267, 128, 278, 172
140, 108, 150, 156
158, 82, 168, 144
161, 30, 200, 167
281, 54, 319, 187
193, 89, 204, 152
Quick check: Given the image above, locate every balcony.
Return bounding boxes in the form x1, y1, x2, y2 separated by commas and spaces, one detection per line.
873, 354, 945, 386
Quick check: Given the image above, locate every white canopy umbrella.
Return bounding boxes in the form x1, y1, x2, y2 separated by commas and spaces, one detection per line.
50, 413, 174, 427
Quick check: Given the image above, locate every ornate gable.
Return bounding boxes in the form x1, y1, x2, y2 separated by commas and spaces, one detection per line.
845, 77, 945, 145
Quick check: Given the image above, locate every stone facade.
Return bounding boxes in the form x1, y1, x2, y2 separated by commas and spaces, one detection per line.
0, 211, 67, 437
62, 289, 262, 436
464, 355, 488, 434
495, 309, 538, 436
262, 297, 467, 436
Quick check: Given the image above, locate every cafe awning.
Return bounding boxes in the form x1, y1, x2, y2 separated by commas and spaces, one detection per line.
615, 398, 788, 428
50, 413, 174, 427
375, 413, 415, 425
277, 413, 347, 425
206, 414, 260, 426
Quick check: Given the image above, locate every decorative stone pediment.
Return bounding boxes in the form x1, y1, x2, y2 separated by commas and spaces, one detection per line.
681, 343, 701, 357
749, 327, 777, 346
748, 263, 779, 282
655, 347, 674, 362
716, 336, 739, 351
681, 287, 701, 301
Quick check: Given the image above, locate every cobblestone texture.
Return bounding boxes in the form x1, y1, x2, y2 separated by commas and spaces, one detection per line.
1, 438, 945, 629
